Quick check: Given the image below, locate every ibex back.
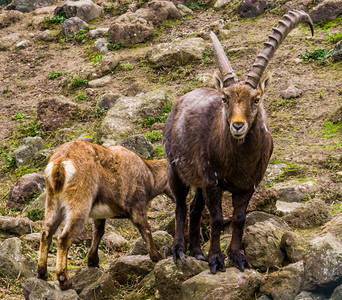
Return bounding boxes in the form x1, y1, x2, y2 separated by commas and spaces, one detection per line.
163, 10, 313, 273
37, 140, 172, 289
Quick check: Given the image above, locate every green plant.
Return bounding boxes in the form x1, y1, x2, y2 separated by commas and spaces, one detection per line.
185, 1, 204, 10
77, 90, 87, 101
300, 48, 332, 65
27, 209, 45, 221
144, 130, 163, 142
113, 2, 131, 16
270, 98, 297, 111
107, 39, 122, 51
142, 104, 172, 127
1, 153, 16, 172
70, 75, 88, 88
11, 112, 24, 120
48, 71, 62, 80
322, 121, 341, 138
44, 10, 67, 24
91, 53, 103, 63
202, 49, 213, 64
120, 63, 134, 70
154, 145, 165, 157
330, 202, 342, 213
3, 88, 9, 94
324, 30, 342, 44
75, 29, 88, 42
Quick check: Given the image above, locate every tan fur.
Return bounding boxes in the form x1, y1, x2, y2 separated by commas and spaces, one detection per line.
37, 140, 172, 289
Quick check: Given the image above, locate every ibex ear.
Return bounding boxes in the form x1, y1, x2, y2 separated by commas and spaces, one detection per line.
258, 72, 272, 94
213, 71, 224, 91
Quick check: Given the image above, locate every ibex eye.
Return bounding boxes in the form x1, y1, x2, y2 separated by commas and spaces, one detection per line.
254, 96, 260, 103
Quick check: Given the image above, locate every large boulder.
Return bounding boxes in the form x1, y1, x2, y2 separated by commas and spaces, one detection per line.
6, 0, 55, 12
271, 180, 318, 202
238, 0, 273, 18
309, 0, 342, 23
61, 16, 88, 36
121, 135, 154, 159
280, 231, 308, 263
303, 233, 342, 291
100, 90, 169, 145
331, 284, 342, 300
154, 256, 208, 299
148, 38, 206, 68
243, 220, 285, 271
321, 214, 342, 238
0, 10, 24, 28
332, 40, 342, 62
182, 268, 262, 300
282, 198, 332, 229
260, 261, 305, 300
7, 173, 45, 209
13, 137, 44, 166
55, 0, 103, 23
0, 216, 34, 236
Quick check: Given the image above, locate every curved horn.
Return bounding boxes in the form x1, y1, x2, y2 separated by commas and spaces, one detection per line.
245, 10, 314, 89
210, 32, 238, 87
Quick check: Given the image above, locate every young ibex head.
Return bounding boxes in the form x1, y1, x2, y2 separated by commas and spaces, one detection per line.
211, 10, 313, 140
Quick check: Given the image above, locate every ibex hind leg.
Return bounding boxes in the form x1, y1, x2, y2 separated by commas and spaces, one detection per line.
168, 166, 189, 265
37, 198, 62, 281
189, 188, 206, 261
88, 219, 106, 268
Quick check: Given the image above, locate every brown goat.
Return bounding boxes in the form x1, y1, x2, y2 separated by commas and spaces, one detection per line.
37, 140, 172, 289
163, 10, 313, 273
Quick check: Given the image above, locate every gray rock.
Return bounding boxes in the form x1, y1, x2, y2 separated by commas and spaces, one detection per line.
0, 10, 24, 28
182, 268, 262, 300
77, 133, 94, 143
282, 198, 332, 229
88, 75, 111, 87
332, 40, 342, 62
94, 37, 109, 54
303, 233, 342, 291
96, 53, 120, 75
154, 256, 208, 299
214, 0, 231, 9
309, 0, 342, 23
130, 230, 172, 256
37, 29, 54, 42
6, 0, 55, 13
100, 93, 120, 109
101, 90, 169, 144
0, 238, 36, 280
69, 267, 104, 293
22, 277, 81, 300
79, 273, 118, 299
15, 39, 31, 49
238, 0, 273, 18
142, 0, 181, 24
295, 291, 327, 300
8, 172, 45, 209
321, 214, 342, 238
62, 16, 88, 36
281, 85, 302, 99
330, 283, 342, 300
88, 27, 109, 38
281, 231, 307, 263
202, 233, 231, 257
177, 4, 192, 16
23, 191, 46, 214
121, 134, 154, 159
276, 200, 303, 216
21, 232, 42, 250
13, 137, 44, 167
198, 19, 225, 39
55, 0, 103, 23
271, 180, 318, 202
0, 216, 34, 236
263, 163, 288, 186
109, 255, 154, 284
257, 296, 272, 300
148, 38, 206, 68
243, 220, 285, 271
260, 261, 304, 300
245, 211, 290, 230
102, 232, 128, 251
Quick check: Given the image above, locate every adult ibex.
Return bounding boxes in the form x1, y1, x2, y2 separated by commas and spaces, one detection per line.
37, 141, 172, 289
163, 10, 313, 273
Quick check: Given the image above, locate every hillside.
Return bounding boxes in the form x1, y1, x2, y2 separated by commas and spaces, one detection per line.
0, 0, 341, 298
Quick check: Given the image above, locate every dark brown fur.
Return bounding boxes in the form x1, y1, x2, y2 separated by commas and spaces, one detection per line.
37, 140, 172, 289
163, 79, 273, 273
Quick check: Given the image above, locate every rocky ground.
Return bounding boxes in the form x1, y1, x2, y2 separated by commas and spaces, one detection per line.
0, 0, 341, 299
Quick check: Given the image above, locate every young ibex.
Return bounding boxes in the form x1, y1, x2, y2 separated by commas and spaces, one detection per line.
163, 10, 313, 273
37, 140, 172, 289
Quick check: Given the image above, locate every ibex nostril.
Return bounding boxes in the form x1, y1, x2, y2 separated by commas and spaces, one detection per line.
232, 122, 245, 131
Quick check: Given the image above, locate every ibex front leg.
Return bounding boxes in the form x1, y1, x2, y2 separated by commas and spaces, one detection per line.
205, 185, 225, 274
228, 190, 253, 271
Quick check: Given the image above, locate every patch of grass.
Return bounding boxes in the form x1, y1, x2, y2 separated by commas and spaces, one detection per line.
270, 98, 297, 111
142, 104, 172, 127
70, 75, 88, 89
11, 112, 24, 120
91, 53, 103, 63
144, 131, 163, 142
324, 30, 342, 44
48, 71, 62, 80
113, 2, 131, 16
76, 90, 87, 101
27, 209, 45, 221
202, 49, 213, 64
317, 15, 342, 31
74, 29, 88, 43
44, 11, 67, 24
1, 153, 16, 172
300, 48, 332, 65
153, 145, 165, 158
322, 121, 341, 138
107, 39, 122, 51
3, 88, 9, 94
185, 1, 204, 10
330, 202, 342, 213
119, 63, 134, 71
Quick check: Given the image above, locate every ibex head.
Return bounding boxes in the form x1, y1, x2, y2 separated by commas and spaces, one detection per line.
210, 10, 313, 140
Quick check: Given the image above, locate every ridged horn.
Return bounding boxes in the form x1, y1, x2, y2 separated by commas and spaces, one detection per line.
245, 10, 314, 89
210, 31, 238, 87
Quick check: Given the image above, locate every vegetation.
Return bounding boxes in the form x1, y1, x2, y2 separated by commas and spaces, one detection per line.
48, 71, 62, 80
91, 53, 103, 63
143, 130, 163, 142
322, 122, 342, 138
44, 11, 67, 24
142, 104, 172, 127
185, 1, 204, 10
300, 48, 332, 64
70, 75, 88, 89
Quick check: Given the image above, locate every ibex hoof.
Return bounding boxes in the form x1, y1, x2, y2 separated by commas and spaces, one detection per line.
172, 249, 187, 265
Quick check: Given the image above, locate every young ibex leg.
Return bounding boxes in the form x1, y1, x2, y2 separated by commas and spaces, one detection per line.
205, 185, 225, 274
37, 199, 62, 281
228, 190, 253, 271
130, 209, 162, 262
169, 167, 189, 264
88, 219, 106, 267
189, 188, 206, 261
56, 212, 88, 290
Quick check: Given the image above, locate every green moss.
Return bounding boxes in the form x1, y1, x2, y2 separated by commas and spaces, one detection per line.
143, 131, 162, 142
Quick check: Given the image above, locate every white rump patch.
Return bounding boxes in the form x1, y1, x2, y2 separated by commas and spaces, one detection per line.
62, 160, 76, 184
45, 162, 54, 184
89, 204, 115, 219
